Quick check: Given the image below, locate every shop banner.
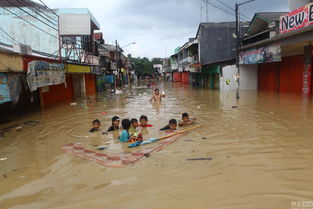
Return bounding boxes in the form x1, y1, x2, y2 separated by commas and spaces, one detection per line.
27, 61, 65, 92
7, 74, 22, 104
239, 43, 281, 64
0, 73, 11, 104
280, 3, 313, 34
66, 64, 90, 73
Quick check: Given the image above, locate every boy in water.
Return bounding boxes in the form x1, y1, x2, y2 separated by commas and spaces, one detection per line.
120, 119, 131, 142
178, 113, 197, 126
129, 118, 143, 142
89, 119, 101, 133
149, 88, 165, 103
139, 115, 153, 127
107, 116, 120, 132
129, 118, 139, 134
120, 119, 141, 142
160, 119, 177, 131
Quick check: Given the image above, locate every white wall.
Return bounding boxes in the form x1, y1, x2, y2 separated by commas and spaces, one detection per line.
220, 65, 237, 91
0, 8, 59, 55
240, 64, 258, 90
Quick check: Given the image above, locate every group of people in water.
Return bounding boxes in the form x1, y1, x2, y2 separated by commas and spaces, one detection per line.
89, 112, 196, 143
89, 85, 196, 143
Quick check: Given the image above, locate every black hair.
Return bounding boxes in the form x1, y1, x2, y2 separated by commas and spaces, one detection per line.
112, 116, 120, 122
182, 113, 189, 119
121, 119, 131, 130
155, 88, 159, 92
93, 119, 100, 125
130, 118, 138, 124
140, 115, 148, 121
169, 119, 177, 125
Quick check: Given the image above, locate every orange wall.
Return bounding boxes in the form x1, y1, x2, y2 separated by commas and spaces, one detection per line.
173, 72, 182, 82
40, 74, 73, 107
182, 72, 190, 84
259, 55, 304, 94
85, 74, 96, 96
280, 55, 304, 94
259, 62, 280, 92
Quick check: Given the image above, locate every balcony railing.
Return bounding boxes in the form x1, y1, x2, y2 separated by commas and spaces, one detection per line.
178, 56, 198, 66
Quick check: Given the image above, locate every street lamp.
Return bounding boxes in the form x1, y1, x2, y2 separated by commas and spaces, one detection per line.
121, 42, 136, 49
235, 0, 255, 100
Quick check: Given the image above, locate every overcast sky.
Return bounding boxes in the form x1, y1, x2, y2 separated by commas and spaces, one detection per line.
34, 0, 289, 58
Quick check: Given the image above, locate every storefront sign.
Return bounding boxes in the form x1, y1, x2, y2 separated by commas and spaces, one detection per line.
239, 43, 281, 64
27, 61, 65, 92
0, 73, 11, 104
280, 3, 313, 34
66, 64, 91, 73
7, 74, 22, 104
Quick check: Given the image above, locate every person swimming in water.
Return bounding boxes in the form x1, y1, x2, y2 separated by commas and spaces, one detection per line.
149, 88, 165, 103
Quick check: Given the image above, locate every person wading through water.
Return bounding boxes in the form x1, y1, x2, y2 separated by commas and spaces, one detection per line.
149, 88, 165, 103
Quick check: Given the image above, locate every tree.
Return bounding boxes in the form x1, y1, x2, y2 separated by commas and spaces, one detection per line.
130, 57, 154, 76
151, 57, 162, 65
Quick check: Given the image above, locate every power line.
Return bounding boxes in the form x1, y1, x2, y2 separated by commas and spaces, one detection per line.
0, 60, 11, 69
0, 26, 21, 44
5, 0, 58, 31
202, 0, 250, 21
16, 0, 58, 26
215, 0, 251, 20
38, 0, 58, 17
1, 7, 58, 39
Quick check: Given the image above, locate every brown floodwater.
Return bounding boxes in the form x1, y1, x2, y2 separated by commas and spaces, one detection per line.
1, 81, 313, 209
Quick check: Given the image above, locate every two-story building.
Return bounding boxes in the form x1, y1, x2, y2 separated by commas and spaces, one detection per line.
240, 0, 313, 95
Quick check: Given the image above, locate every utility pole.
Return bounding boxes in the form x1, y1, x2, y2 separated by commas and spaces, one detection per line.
235, 0, 255, 100
235, 3, 240, 100
115, 40, 118, 91
206, 1, 208, 22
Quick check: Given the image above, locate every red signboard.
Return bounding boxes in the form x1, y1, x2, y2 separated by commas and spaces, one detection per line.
280, 3, 313, 34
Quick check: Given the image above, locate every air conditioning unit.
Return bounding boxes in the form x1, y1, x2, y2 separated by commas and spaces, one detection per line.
13, 44, 32, 55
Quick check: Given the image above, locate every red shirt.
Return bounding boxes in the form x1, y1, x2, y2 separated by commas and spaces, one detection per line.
139, 124, 153, 127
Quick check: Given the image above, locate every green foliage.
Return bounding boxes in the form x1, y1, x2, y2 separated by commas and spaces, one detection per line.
151, 57, 162, 65
130, 57, 154, 76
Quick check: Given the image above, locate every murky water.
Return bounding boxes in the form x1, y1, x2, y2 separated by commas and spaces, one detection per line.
1, 81, 313, 209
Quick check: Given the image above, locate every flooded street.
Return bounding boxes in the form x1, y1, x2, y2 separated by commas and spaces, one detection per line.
1, 82, 313, 209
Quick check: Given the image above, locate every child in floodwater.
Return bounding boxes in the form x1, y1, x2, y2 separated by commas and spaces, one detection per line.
160, 119, 177, 131
89, 119, 101, 133
129, 118, 143, 142
120, 119, 131, 142
107, 116, 120, 132
139, 115, 153, 127
120, 119, 141, 142
178, 113, 197, 126
149, 88, 165, 103
129, 118, 139, 134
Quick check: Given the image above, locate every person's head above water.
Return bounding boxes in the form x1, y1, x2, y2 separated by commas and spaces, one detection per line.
155, 88, 160, 95
130, 118, 138, 128
140, 115, 148, 126
112, 116, 120, 126
121, 119, 131, 131
182, 113, 190, 122
92, 119, 101, 130
169, 119, 177, 130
